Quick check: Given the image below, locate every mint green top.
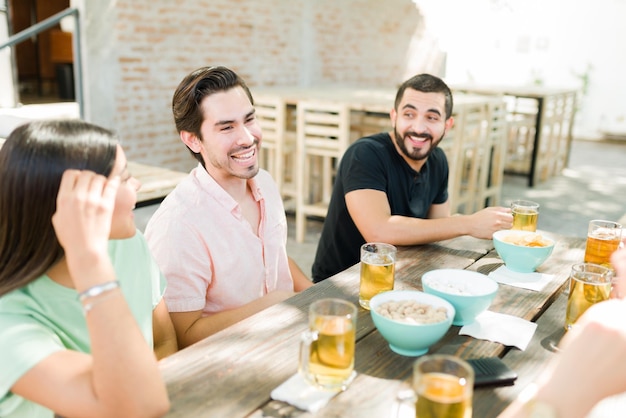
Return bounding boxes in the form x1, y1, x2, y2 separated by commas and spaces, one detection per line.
0, 231, 166, 418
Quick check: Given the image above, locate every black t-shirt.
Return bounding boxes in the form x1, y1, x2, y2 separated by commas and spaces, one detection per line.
311, 132, 449, 282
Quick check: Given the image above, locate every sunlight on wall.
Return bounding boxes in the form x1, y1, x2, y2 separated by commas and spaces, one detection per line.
412, 0, 626, 139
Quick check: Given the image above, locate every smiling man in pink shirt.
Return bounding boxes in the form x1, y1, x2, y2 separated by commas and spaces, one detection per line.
145, 66, 312, 348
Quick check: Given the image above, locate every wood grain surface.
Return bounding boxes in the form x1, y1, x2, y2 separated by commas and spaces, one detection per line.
158, 232, 585, 418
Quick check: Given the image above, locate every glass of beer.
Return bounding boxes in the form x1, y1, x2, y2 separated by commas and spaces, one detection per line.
565, 263, 613, 331
359, 242, 397, 310
511, 200, 540, 232
299, 298, 357, 391
413, 354, 474, 418
584, 219, 622, 269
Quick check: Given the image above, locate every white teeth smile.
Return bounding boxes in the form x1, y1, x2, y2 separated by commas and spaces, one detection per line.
232, 149, 255, 161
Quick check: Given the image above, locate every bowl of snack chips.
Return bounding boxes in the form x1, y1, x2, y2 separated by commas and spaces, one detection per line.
492, 230, 555, 273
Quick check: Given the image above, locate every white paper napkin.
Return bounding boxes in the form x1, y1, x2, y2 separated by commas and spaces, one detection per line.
488, 265, 554, 291
459, 310, 537, 350
271, 373, 345, 413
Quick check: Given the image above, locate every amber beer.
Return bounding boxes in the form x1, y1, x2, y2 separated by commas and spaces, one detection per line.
416, 374, 472, 418
565, 263, 613, 330
413, 355, 473, 418
511, 200, 540, 232
300, 299, 357, 390
584, 220, 622, 268
359, 243, 397, 310
307, 316, 355, 387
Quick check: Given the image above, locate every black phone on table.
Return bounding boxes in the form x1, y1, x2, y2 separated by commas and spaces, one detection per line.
467, 357, 518, 387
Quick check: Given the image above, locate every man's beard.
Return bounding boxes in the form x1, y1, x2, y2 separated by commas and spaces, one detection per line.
393, 128, 444, 161
206, 139, 261, 179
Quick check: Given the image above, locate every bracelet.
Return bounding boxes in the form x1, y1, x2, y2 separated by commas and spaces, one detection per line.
82, 290, 118, 314
78, 281, 120, 304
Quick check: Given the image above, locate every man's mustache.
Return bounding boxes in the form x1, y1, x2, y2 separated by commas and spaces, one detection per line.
230, 139, 259, 155
405, 132, 433, 141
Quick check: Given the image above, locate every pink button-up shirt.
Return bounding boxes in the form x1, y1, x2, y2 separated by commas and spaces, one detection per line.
145, 164, 294, 315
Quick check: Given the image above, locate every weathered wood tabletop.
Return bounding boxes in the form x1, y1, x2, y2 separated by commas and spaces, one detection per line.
158, 232, 585, 417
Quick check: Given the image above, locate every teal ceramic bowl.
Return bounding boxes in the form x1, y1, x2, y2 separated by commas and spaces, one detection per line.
422, 269, 499, 326
370, 290, 454, 357
492, 230, 555, 273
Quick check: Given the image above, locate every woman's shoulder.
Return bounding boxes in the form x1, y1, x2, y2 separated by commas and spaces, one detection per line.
108, 230, 151, 261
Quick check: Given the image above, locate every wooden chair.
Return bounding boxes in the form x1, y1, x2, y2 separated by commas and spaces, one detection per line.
533, 91, 577, 184
447, 104, 483, 214
503, 96, 539, 175
476, 98, 508, 209
295, 100, 351, 243
446, 96, 508, 214
255, 95, 297, 208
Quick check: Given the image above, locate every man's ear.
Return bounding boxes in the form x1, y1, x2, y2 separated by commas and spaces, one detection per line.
445, 116, 455, 131
180, 131, 202, 153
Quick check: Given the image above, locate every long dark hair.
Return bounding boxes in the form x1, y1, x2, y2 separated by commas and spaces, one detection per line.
0, 119, 118, 296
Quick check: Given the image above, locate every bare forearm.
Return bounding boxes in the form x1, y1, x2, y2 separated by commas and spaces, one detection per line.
363, 215, 473, 246
80, 259, 169, 416
358, 208, 511, 246
154, 334, 178, 360
152, 299, 178, 360
176, 291, 294, 348
87, 293, 170, 416
499, 380, 593, 418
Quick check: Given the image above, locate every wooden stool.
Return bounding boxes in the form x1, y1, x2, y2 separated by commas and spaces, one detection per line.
295, 101, 351, 243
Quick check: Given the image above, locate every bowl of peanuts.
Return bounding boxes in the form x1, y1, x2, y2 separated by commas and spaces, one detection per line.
492, 230, 555, 273
369, 290, 455, 356
422, 269, 499, 326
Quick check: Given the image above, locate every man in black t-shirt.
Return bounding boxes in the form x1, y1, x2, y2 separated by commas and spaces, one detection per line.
312, 74, 513, 282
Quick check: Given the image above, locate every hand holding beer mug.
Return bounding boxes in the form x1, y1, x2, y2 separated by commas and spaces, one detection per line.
359, 243, 397, 310
299, 298, 357, 391
511, 200, 539, 232
584, 220, 622, 268
565, 263, 613, 330
413, 355, 474, 418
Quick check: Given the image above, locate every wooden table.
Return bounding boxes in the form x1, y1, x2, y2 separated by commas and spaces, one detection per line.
128, 161, 187, 207
158, 232, 586, 417
452, 84, 578, 187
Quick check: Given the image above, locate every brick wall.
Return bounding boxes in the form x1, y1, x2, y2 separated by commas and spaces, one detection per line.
74, 0, 424, 172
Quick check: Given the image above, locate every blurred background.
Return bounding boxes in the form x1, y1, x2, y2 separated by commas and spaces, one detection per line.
1, 0, 625, 171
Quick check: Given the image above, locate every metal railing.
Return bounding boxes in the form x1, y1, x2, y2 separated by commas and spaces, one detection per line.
0, 7, 83, 119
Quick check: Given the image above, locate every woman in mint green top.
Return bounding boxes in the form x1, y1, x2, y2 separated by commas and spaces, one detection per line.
0, 120, 176, 418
